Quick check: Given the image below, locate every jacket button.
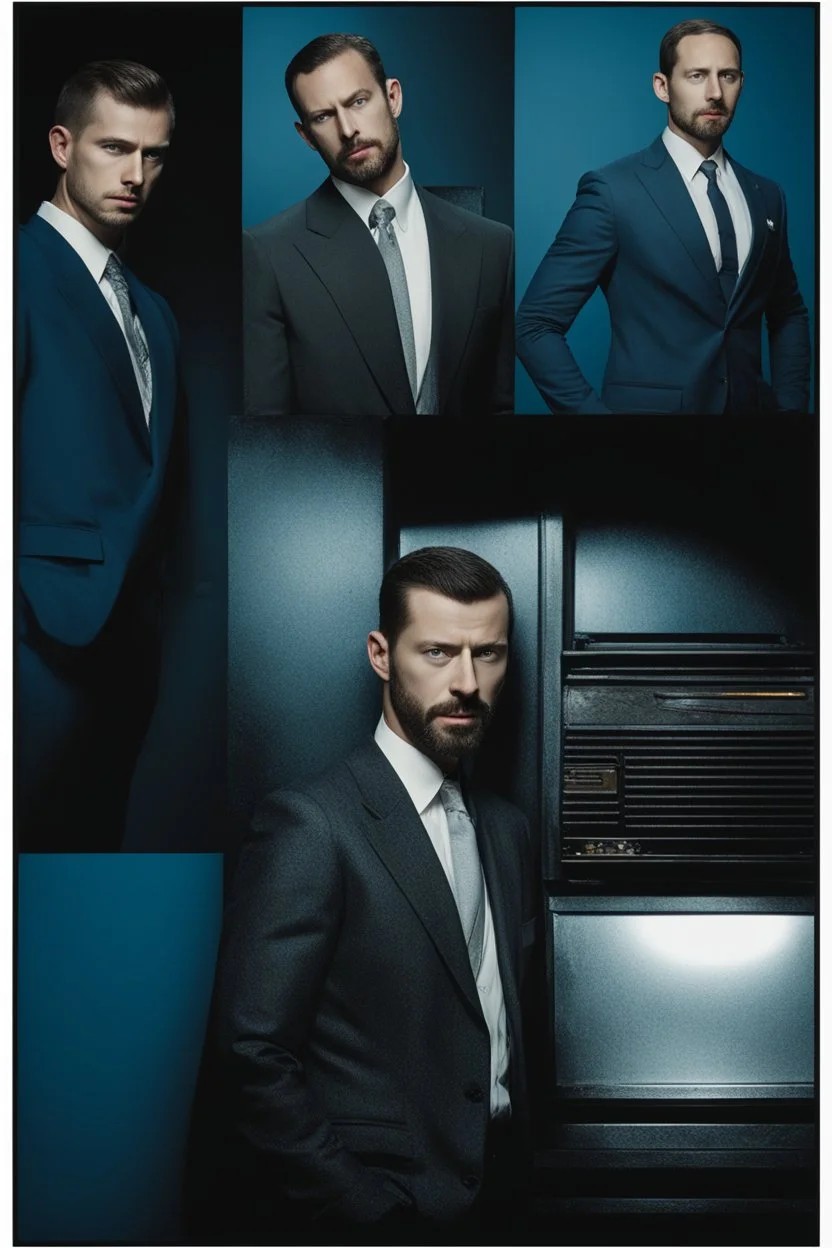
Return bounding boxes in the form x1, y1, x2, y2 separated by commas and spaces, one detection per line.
462, 1174, 480, 1189
465, 1084, 484, 1103
719, 376, 728, 384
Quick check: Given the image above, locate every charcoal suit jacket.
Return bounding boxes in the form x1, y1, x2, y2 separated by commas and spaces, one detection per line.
210, 737, 537, 1234
516, 135, 811, 415
243, 178, 515, 417
17, 212, 180, 648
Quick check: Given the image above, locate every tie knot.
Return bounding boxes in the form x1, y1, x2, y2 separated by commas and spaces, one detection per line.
699, 159, 718, 182
369, 199, 396, 232
105, 253, 123, 279
439, 778, 468, 817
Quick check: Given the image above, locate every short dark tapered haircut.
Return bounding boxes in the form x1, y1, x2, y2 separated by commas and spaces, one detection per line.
659, 19, 742, 77
285, 33, 388, 120
55, 60, 175, 133
379, 547, 514, 647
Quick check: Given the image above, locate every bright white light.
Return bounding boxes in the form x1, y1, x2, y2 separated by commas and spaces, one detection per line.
633, 914, 795, 969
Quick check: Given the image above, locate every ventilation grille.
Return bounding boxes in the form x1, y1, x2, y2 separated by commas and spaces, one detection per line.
562, 730, 815, 860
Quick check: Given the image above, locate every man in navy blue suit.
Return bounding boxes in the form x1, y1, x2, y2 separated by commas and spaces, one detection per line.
17, 61, 181, 849
516, 18, 811, 415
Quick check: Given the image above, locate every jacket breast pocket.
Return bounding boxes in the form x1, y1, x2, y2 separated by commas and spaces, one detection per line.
19, 524, 104, 563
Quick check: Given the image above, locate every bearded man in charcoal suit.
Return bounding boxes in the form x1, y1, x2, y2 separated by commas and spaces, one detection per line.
244, 34, 515, 417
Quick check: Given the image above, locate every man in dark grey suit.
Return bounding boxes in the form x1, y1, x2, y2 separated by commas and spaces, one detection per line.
210, 547, 537, 1243
244, 34, 515, 417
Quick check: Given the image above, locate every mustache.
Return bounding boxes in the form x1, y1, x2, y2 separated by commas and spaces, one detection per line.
340, 138, 379, 157
429, 695, 491, 721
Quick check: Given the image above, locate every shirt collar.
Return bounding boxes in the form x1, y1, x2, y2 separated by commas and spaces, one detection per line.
37, 200, 117, 284
331, 162, 416, 232
662, 127, 727, 183
374, 713, 445, 816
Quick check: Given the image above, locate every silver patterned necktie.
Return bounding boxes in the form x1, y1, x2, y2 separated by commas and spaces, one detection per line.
104, 253, 152, 401
439, 778, 485, 979
368, 199, 418, 402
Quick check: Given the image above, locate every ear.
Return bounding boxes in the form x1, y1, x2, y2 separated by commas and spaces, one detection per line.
48, 125, 73, 171
294, 120, 318, 151
386, 77, 403, 120
367, 630, 391, 683
652, 71, 670, 104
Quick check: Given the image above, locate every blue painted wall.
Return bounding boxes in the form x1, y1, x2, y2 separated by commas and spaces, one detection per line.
17, 855, 224, 1245
515, 4, 816, 413
243, 4, 514, 228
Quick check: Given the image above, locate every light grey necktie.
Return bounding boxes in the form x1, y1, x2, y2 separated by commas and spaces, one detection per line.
104, 253, 152, 401
368, 199, 418, 402
439, 778, 485, 978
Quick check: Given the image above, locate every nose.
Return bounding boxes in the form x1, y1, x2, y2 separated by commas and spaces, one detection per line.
122, 151, 144, 188
449, 651, 479, 699
335, 105, 358, 140
705, 72, 723, 100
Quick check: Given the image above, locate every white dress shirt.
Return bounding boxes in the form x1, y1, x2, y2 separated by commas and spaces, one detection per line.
662, 128, 753, 277
374, 715, 511, 1118
37, 200, 153, 421
332, 164, 432, 390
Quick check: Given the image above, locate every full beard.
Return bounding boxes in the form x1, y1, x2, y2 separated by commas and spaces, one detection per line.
669, 100, 733, 144
668, 99, 733, 144
388, 668, 497, 771
329, 118, 401, 188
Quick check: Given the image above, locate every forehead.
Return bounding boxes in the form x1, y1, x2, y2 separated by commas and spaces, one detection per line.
399, 588, 509, 641
82, 92, 171, 144
294, 49, 378, 112
674, 32, 740, 71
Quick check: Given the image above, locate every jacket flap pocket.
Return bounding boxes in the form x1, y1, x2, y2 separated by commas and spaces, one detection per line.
605, 384, 684, 413
20, 524, 104, 562
332, 1120, 417, 1159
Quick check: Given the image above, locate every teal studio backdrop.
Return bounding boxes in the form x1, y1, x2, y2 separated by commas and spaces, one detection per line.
242, 4, 515, 230
514, 3, 817, 414
17, 855, 224, 1245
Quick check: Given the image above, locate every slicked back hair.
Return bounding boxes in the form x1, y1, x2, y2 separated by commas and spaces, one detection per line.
659, 19, 742, 77
55, 60, 175, 134
379, 547, 514, 648
285, 33, 388, 120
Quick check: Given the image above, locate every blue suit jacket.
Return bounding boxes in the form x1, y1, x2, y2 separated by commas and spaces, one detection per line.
17, 214, 180, 647
516, 136, 811, 415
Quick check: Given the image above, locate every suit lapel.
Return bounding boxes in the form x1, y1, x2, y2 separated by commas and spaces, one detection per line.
125, 270, 175, 464
296, 181, 415, 415
418, 188, 481, 414
635, 138, 724, 307
725, 154, 768, 316
25, 215, 149, 447
346, 741, 486, 1024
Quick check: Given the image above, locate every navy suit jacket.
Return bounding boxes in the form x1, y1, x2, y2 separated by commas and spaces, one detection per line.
516, 136, 811, 415
244, 179, 515, 417
17, 214, 180, 647
209, 737, 536, 1230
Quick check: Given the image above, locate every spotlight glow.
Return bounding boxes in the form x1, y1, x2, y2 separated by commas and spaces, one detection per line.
633, 914, 795, 969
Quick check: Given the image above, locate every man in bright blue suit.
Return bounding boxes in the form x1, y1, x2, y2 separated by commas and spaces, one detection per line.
17, 61, 181, 849
516, 18, 811, 415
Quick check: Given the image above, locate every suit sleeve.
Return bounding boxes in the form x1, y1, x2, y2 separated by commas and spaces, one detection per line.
515, 171, 617, 414
243, 229, 295, 417
493, 227, 516, 416
765, 191, 811, 413
212, 789, 409, 1224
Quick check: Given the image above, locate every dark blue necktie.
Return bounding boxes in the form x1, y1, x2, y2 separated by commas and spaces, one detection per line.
699, 159, 739, 304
